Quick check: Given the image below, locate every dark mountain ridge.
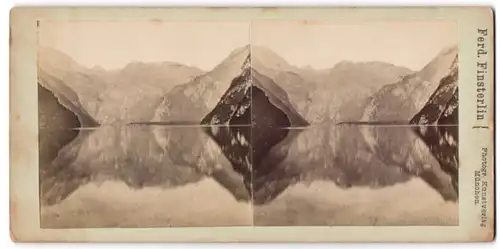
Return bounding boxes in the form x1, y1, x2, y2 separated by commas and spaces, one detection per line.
409, 54, 459, 195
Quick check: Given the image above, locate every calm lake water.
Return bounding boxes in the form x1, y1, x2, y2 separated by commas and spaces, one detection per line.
39, 124, 459, 228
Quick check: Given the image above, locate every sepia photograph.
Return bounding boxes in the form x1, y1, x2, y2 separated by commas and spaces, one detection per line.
249, 20, 459, 226
37, 19, 460, 228
9, 6, 495, 242
38, 21, 255, 228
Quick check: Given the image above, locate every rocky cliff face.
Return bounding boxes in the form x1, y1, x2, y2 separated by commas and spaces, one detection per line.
201, 54, 308, 127
152, 46, 249, 123
249, 46, 317, 118
316, 61, 413, 122
37, 45, 423, 126
38, 75, 97, 160
201, 48, 459, 203
251, 69, 309, 127
194, 47, 459, 205
152, 45, 412, 125
38, 47, 203, 124
38, 83, 81, 167
38, 70, 99, 127
410, 55, 458, 125
39, 45, 458, 126
39, 44, 460, 207
97, 61, 203, 123
250, 47, 413, 123
354, 46, 458, 122
199, 52, 309, 198
409, 54, 459, 195
38, 80, 99, 205
38, 47, 108, 121
200, 54, 252, 125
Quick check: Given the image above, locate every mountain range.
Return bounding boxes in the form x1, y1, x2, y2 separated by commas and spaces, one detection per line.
39, 44, 457, 125
38, 47, 203, 123
38, 43, 459, 209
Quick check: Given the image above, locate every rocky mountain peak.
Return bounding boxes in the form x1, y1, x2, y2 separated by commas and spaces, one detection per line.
418, 45, 458, 82
349, 45, 459, 123
410, 54, 458, 125
438, 44, 459, 57
251, 46, 296, 72
241, 53, 251, 71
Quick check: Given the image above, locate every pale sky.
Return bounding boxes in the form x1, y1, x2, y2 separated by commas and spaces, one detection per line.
39, 21, 250, 71
252, 20, 458, 71
39, 20, 457, 71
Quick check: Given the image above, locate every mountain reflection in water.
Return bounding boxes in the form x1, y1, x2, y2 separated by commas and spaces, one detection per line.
40, 124, 458, 227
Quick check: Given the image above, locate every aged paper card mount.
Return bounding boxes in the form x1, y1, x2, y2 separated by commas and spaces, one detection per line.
9, 7, 495, 242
